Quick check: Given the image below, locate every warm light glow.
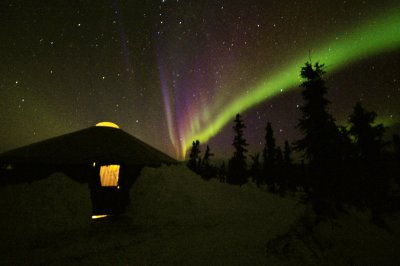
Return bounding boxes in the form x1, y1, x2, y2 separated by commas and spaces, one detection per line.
91, 215, 109, 219
99, 165, 120, 186
93, 162, 96, 167
95, 121, 120, 128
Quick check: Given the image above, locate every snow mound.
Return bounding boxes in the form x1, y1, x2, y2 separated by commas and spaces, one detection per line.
131, 164, 303, 227
0, 164, 305, 265
0, 172, 91, 235
126, 164, 305, 265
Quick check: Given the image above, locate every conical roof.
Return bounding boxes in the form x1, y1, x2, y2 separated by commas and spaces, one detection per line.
0, 126, 176, 166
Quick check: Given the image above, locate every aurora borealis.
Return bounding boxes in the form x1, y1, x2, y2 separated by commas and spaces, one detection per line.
1, 1, 399, 160
178, 7, 400, 158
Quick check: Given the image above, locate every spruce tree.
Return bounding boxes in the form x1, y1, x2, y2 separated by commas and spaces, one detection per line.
296, 62, 340, 163
227, 114, 248, 185
263, 122, 277, 188
275, 146, 286, 196
250, 153, 261, 186
218, 162, 226, 183
263, 122, 276, 168
188, 140, 201, 173
282, 141, 293, 192
284, 141, 292, 166
348, 101, 387, 223
201, 145, 215, 180
349, 101, 384, 161
275, 146, 283, 165
202, 145, 214, 167
295, 61, 341, 215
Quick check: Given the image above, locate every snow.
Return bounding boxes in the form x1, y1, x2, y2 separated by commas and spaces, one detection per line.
1, 164, 400, 265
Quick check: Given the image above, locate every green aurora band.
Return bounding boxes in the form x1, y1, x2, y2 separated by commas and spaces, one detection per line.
178, 8, 400, 158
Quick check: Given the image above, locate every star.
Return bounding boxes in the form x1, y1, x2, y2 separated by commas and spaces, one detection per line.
0, 0, 398, 161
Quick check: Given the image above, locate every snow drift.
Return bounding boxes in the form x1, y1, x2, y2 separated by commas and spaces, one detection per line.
0, 164, 304, 265
1, 164, 400, 265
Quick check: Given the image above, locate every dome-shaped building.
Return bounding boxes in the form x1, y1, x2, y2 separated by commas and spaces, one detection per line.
0, 122, 176, 218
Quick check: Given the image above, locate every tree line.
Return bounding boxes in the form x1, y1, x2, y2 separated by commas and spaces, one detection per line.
188, 61, 400, 224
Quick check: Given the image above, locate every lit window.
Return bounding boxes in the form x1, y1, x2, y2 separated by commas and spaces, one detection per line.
99, 165, 120, 187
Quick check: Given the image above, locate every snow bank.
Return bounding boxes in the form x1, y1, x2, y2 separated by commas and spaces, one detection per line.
0, 172, 91, 234
126, 164, 305, 265
265, 208, 400, 265
2, 164, 400, 265
0, 164, 304, 265
0, 172, 92, 265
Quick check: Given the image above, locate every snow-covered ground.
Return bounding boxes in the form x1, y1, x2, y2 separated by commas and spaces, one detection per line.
1, 164, 400, 265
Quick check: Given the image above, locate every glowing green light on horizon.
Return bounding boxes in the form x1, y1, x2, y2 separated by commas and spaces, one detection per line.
340, 116, 398, 129
181, 8, 400, 158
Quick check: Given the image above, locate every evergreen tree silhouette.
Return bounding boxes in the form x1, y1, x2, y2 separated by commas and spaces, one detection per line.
335, 125, 355, 205
263, 122, 276, 167
188, 140, 201, 173
227, 114, 248, 185
338, 126, 353, 162
295, 61, 341, 216
263, 122, 276, 188
250, 153, 262, 186
284, 141, 292, 166
282, 140, 295, 192
275, 146, 286, 196
349, 101, 384, 161
276, 146, 283, 165
218, 162, 226, 183
202, 145, 214, 167
296, 62, 340, 162
348, 101, 387, 224
201, 145, 215, 180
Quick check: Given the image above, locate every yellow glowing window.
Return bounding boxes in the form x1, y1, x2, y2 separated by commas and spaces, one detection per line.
99, 165, 120, 187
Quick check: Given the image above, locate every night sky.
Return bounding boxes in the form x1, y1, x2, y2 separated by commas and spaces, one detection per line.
1, 0, 399, 160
